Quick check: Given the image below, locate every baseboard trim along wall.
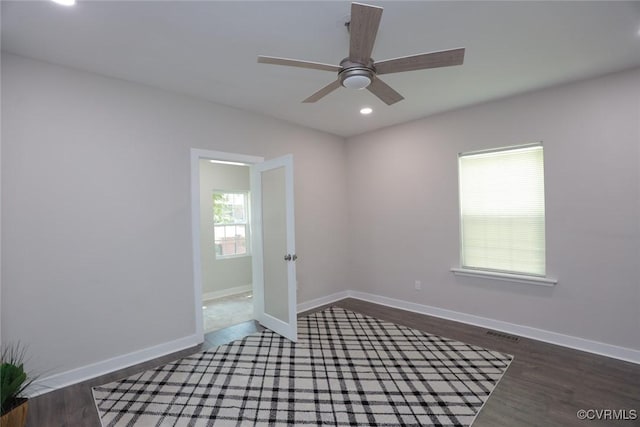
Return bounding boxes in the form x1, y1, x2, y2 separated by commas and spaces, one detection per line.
347, 290, 640, 365
296, 291, 350, 313
31, 291, 350, 396
202, 284, 252, 302
31, 333, 201, 397
32, 289, 639, 396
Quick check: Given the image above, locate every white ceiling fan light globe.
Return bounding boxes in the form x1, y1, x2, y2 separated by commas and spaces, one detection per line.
342, 74, 371, 90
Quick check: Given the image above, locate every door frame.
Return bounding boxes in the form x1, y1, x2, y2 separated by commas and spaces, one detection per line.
190, 149, 264, 341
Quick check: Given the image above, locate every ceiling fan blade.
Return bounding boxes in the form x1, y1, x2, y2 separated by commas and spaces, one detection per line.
374, 48, 465, 75
258, 56, 341, 73
303, 79, 342, 103
367, 77, 404, 105
349, 3, 383, 64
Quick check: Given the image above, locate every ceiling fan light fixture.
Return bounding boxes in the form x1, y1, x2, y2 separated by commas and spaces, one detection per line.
342, 74, 371, 90
340, 67, 373, 90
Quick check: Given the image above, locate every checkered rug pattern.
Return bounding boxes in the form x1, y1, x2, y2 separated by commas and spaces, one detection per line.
93, 307, 512, 426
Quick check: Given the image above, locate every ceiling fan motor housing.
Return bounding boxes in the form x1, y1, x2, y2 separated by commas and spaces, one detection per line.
339, 58, 375, 89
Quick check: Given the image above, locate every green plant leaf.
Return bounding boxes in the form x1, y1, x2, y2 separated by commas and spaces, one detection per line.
1, 342, 37, 415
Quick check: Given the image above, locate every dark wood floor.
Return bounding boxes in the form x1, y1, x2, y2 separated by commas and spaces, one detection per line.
26, 298, 640, 426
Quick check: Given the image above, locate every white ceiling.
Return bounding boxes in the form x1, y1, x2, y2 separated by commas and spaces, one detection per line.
2, 1, 640, 137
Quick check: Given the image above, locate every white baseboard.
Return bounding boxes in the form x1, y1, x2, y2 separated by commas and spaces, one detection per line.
30, 291, 343, 397
30, 333, 202, 397
347, 290, 640, 365
202, 284, 252, 302
31, 290, 335, 397
297, 291, 350, 313
31, 288, 639, 397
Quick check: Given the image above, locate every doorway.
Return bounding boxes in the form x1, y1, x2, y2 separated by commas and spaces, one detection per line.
190, 149, 298, 342
200, 161, 253, 333
191, 150, 263, 339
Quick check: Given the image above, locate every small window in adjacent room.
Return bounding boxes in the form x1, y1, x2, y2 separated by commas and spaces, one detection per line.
213, 191, 250, 258
457, 143, 546, 277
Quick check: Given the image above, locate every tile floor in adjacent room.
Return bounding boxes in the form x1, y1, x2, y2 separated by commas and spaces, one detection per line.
202, 291, 253, 333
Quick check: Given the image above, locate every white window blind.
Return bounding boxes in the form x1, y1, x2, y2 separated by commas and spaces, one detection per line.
458, 143, 546, 276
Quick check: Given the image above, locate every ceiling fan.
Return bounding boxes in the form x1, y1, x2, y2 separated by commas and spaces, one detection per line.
257, 2, 465, 105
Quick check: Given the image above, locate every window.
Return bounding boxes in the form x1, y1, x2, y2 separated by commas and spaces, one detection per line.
458, 143, 546, 276
213, 192, 249, 258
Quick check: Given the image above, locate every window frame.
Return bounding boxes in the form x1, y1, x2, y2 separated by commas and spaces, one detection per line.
453, 142, 557, 286
212, 190, 251, 260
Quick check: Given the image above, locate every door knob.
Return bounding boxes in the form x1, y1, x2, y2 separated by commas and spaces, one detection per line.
284, 254, 292, 261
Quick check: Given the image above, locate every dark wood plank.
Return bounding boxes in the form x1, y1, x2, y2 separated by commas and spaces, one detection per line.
25, 300, 640, 426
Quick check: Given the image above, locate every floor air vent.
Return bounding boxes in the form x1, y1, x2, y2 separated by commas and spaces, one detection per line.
486, 330, 520, 342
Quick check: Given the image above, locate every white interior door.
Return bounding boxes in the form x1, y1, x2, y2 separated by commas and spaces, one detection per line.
251, 154, 297, 341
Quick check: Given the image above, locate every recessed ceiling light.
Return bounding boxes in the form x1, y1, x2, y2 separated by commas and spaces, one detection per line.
360, 107, 373, 115
51, 0, 76, 5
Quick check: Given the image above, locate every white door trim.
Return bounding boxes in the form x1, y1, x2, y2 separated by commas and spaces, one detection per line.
190, 149, 264, 341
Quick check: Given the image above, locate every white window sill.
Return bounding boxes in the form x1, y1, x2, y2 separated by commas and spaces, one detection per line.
451, 267, 557, 287
216, 254, 251, 261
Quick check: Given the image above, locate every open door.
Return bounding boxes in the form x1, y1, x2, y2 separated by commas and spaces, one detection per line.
251, 154, 297, 341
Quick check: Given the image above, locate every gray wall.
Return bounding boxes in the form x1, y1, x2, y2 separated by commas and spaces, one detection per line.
2, 51, 638, 382
1, 53, 349, 375
199, 160, 252, 297
346, 68, 640, 351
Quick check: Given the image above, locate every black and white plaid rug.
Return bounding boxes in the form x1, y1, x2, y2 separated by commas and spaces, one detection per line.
93, 307, 512, 426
